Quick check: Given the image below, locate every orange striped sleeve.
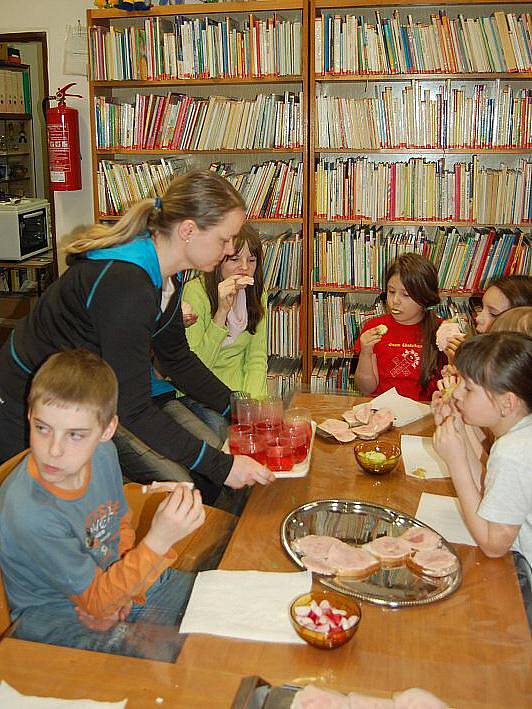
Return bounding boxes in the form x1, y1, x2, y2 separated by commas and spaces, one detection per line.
69, 540, 176, 619
118, 509, 136, 557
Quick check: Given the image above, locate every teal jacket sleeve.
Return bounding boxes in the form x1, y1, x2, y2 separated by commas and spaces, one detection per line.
243, 293, 268, 398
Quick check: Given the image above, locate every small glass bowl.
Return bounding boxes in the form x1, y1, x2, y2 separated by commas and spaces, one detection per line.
289, 591, 361, 650
354, 440, 401, 475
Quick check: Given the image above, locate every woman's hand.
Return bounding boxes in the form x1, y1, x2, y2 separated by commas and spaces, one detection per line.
225, 455, 275, 489
181, 301, 198, 328
359, 327, 384, 354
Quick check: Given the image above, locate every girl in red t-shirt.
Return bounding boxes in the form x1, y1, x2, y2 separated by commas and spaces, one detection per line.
354, 253, 444, 402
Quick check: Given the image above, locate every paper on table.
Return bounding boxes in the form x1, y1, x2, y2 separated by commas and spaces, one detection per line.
415, 493, 477, 546
180, 570, 312, 644
369, 388, 432, 427
401, 435, 450, 479
0, 682, 127, 708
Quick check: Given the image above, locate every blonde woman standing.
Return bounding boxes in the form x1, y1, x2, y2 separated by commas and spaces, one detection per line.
0, 171, 274, 504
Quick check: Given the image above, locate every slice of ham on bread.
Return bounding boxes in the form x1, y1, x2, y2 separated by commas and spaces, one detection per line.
236, 275, 254, 287
326, 542, 380, 578
293, 534, 340, 558
355, 403, 372, 425
363, 535, 412, 566
318, 418, 357, 442
435, 320, 462, 352
141, 481, 195, 494
293, 535, 380, 578
400, 526, 441, 551
351, 408, 394, 440
291, 685, 350, 709
408, 548, 459, 577
291, 685, 448, 709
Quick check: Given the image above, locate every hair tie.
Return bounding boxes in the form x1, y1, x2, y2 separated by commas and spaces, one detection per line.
426, 304, 439, 311
154, 196, 162, 210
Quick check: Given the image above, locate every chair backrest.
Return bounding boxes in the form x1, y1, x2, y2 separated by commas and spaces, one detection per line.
124, 483, 237, 571
0, 450, 29, 636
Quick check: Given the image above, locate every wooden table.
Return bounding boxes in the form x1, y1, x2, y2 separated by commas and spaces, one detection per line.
0, 393, 530, 707
180, 392, 532, 708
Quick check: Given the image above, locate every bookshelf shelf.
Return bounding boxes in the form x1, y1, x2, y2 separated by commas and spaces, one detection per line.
98, 215, 305, 224
96, 148, 304, 156
316, 72, 532, 81
315, 148, 532, 154
312, 285, 484, 296
92, 76, 304, 88
313, 218, 531, 229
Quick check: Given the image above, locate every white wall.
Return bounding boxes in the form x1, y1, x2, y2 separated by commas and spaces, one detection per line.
1, 0, 95, 253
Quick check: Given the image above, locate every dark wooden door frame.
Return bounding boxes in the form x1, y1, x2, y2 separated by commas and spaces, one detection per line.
0, 31, 57, 277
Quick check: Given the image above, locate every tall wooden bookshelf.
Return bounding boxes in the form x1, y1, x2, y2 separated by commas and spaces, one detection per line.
87, 2, 531, 393
308, 0, 531, 388
87, 1, 310, 393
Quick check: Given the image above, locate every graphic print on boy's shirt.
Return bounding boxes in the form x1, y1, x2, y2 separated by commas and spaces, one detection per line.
84, 500, 122, 563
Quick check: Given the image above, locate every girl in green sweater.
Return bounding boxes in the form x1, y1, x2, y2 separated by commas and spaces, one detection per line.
183, 224, 268, 399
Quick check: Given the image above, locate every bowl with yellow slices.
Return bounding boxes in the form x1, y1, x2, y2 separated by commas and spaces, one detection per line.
354, 440, 401, 475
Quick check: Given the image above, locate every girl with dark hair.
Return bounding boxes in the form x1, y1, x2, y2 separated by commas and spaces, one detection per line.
433, 332, 532, 627
354, 253, 444, 401
444, 274, 532, 360
182, 224, 268, 398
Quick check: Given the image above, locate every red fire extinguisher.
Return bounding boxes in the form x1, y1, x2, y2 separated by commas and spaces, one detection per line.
44, 83, 82, 191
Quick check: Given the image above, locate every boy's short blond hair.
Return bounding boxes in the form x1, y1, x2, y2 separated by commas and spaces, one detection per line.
28, 350, 118, 429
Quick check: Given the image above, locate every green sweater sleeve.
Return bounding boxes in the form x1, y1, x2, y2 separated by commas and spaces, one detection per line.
183, 277, 228, 370
243, 293, 268, 398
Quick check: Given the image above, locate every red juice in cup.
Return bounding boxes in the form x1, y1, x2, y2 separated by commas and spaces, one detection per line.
255, 420, 283, 438
285, 428, 308, 463
228, 424, 253, 455
265, 436, 294, 472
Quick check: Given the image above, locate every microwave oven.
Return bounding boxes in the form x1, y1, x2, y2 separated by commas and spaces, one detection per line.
0, 199, 51, 260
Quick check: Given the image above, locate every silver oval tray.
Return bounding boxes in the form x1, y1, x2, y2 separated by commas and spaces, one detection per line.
281, 499, 462, 608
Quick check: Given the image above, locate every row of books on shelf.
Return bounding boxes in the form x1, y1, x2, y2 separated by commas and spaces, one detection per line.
90, 15, 301, 81
266, 356, 302, 398
267, 290, 300, 359
261, 230, 302, 291
316, 83, 531, 150
94, 91, 303, 151
96, 157, 189, 216
315, 156, 532, 224
313, 225, 531, 293
315, 10, 532, 76
311, 357, 355, 394
225, 159, 303, 219
313, 294, 386, 354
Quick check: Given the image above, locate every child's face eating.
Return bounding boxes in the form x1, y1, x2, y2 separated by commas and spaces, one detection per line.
29, 401, 117, 490
476, 286, 511, 333
386, 275, 424, 325
453, 376, 501, 429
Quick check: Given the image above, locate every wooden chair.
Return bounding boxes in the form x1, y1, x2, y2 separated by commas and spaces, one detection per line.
0, 450, 29, 636
124, 483, 237, 571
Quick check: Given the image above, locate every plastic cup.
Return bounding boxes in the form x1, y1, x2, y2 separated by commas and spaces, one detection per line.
230, 391, 251, 424
265, 435, 294, 472
228, 424, 253, 455
235, 398, 261, 428
255, 419, 283, 438
257, 395, 284, 427
284, 428, 308, 463
284, 407, 312, 448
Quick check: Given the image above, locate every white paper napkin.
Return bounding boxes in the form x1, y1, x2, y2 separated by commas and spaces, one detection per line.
415, 493, 477, 546
0, 682, 127, 708
401, 435, 449, 479
180, 570, 312, 644
370, 388, 431, 427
